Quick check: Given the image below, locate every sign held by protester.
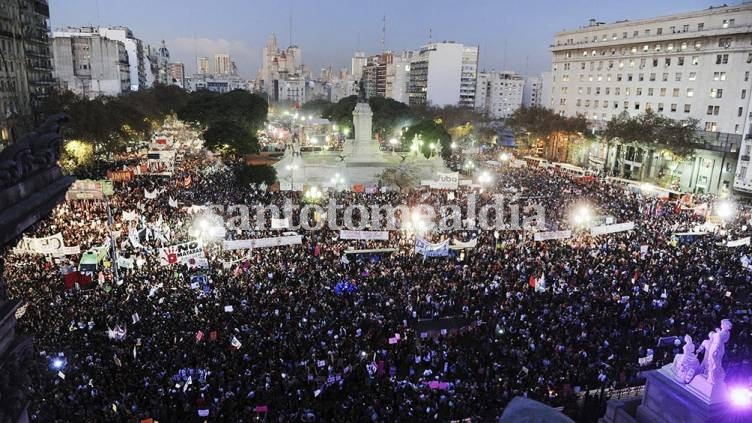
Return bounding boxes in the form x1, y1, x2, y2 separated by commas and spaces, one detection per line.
223, 235, 303, 251
415, 238, 450, 257
533, 230, 572, 242
590, 222, 635, 236
339, 230, 389, 241
158, 241, 205, 265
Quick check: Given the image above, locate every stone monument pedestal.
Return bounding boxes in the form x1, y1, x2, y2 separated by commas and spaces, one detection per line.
634, 365, 734, 423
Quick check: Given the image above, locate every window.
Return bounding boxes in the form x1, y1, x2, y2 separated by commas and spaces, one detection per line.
615, 87, 620, 95
630, 46, 637, 54
672, 88, 680, 97
603, 100, 609, 108
605, 87, 610, 95
692, 56, 699, 65
705, 122, 717, 132
687, 88, 694, 97
683, 24, 689, 32
627, 73, 633, 81
643, 44, 649, 52
678, 56, 684, 66
684, 104, 691, 113
665, 58, 671, 66
636, 88, 642, 96
658, 103, 664, 112
747, 53, 752, 64
698, 23, 704, 31
742, 89, 747, 100
587, 87, 591, 94
597, 74, 603, 81
722, 19, 734, 28
624, 101, 629, 109
738, 107, 744, 117
652, 58, 658, 67
595, 87, 601, 94
655, 44, 661, 52
689, 72, 696, 81
675, 72, 682, 82
635, 102, 640, 110
680, 42, 687, 51
649, 73, 656, 81
663, 73, 669, 82
576, 99, 581, 106
709, 88, 723, 98
713, 72, 726, 81
640, 58, 646, 68
607, 74, 612, 81
694, 40, 702, 49
670, 26, 676, 33
617, 74, 623, 81
706, 105, 719, 115
671, 103, 677, 112
625, 88, 631, 96
657, 28, 662, 35
719, 38, 731, 48
667, 43, 674, 51
660, 88, 667, 96
648, 88, 654, 96
746, 71, 750, 82
629, 59, 635, 68
716, 54, 729, 64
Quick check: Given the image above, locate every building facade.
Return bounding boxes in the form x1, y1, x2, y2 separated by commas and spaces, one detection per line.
169, 62, 185, 88
0, 0, 54, 145
522, 75, 544, 108
53, 26, 152, 91
214, 53, 231, 75
196, 56, 209, 75
51, 34, 130, 98
408, 42, 479, 108
549, 4, 752, 194
256, 33, 307, 103
474, 71, 524, 119
351, 51, 366, 79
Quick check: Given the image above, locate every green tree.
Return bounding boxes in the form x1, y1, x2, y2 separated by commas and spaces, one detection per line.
300, 99, 333, 116
402, 119, 452, 159
234, 164, 277, 186
506, 106, 589, 160
203, 120, 260, 157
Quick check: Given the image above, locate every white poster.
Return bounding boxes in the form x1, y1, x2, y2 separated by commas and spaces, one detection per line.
452, 238, 478, 248
271, 218, 290, 229
415, 238, 450, 257
339, 230, 390, 241
431, 172, 459, 190
590, 222, 635, 236
533, 230, 572, 242
147, 150, 176, 175
223, 235, 303, 251
122, 211, 139, 221
158, 241, 205, 265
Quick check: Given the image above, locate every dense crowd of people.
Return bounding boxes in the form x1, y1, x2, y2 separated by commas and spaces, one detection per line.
4, 144, 752, 422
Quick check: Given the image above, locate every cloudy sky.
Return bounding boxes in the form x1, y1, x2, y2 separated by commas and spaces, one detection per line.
50, 0, 714, 78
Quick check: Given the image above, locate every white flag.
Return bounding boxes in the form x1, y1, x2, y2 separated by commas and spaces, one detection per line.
230, 336, 242, 349
183, 375, 192, 392
168, 196, 178, 208
131, 313, 140, 324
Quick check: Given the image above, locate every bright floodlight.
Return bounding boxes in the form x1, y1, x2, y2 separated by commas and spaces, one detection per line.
572, 205, 592, 226
729, 387, 751, 407
450, 141, 457, 150
198, 218, 209, 230
310, 137, 318, 145
389, 138, 398, 145
478, 171, 493, 185
499, 153, 510, 161
716, 200, 735, 220
52, 358, 64, 369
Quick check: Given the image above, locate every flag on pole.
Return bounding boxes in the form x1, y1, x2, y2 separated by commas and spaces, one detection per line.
131, 313, 140, 324
113, 354, 122, 367
168, 197, 178, 208
535, 273, 546, 293
183, 375, 192, 392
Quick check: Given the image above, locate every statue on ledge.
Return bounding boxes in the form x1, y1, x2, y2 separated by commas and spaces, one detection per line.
358, 78, 368, 102
671, 335, 700, 384
704, 319, 732, 385
0, 114, 68, 189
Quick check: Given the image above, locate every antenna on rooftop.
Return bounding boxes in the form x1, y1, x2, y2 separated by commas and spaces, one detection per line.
381, 14, 386, 52
429, 27, 432, 44
288, 0, 293, 46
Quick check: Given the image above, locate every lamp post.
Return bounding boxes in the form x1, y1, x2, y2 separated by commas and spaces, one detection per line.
389, 138, 398, 153
286, 164, 298, 191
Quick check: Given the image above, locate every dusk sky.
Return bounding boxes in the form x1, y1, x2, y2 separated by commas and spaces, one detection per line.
51, 0, 716, 78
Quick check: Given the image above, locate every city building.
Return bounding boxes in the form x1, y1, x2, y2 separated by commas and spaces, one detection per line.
522, 75, 544, 108
550, 4, 752, 194
256, 33, 307, 103
540, 71, 554, 110
197, 56, 210, 75
214, 53, 231, 75
351, 51, 366, 79
149, 40, 171, 85
53, 26, 152, 91
361, 51, 412, 104
474, 71, 524, 119
168, 63, 185, 88
0, 0, 54, 144
184, 73, 251, 93
408, 42, 479, 107
51, 34, 130, 98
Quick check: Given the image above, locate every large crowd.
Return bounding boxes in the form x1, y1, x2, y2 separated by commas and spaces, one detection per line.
4, 144, 752, 422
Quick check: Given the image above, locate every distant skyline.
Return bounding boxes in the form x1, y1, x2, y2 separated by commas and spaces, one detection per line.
51, 0, 719, 79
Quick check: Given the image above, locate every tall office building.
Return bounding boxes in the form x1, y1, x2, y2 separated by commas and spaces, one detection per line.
550, 3, 752, 193
522, 75, 545, 108
214, 53, 231, 75
351, 51, 367, 79
197, 57, 210, 75
256, 33, 307, 102
169, 62, 185, 88
408, 42, 479, 107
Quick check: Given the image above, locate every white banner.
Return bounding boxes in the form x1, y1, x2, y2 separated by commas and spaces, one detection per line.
533, 230, 572, 242
431, 172, 459, 190
415, 238, 450, 257
144, 189, 160, 199
271, 218, 289, 229
13, 233, 79, 256
158, 241, 205, 265
590, 222, 635, 236
452, 238, 478, 248
727, 237, 751, 247
339, 230, 390, 241
122, 211, 139, 221
223, 235, 303, 251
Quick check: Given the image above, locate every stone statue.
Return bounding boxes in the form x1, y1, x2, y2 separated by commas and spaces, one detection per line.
671, 334, 700, 384
706, 319, 732, 385
358, 78, 367, 102
0, 114, 67, 189
696, 330, 714, 375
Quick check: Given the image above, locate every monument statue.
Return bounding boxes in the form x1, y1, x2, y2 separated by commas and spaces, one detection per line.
671, 335, 700, 384
705, 319, 732, 385
358, 78, 367, 102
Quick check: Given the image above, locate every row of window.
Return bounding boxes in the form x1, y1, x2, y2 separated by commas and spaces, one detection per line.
560, 19, 735, 46
565, 85, 739, 98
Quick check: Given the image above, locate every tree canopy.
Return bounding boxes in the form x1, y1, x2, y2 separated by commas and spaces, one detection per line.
602, 111, 699, 156
234, 164, 277, 186
202, 120, 260, 157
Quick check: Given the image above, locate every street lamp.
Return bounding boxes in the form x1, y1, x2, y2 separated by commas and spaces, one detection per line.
499, 152, 510, 161
389, 138, 398, 153
716, 200, 735, 221
571, 204, 592, 228
478, 170, 493, 186
330, 173, 346, 191
286, 164, 299, 190
450, 141, 457, 150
